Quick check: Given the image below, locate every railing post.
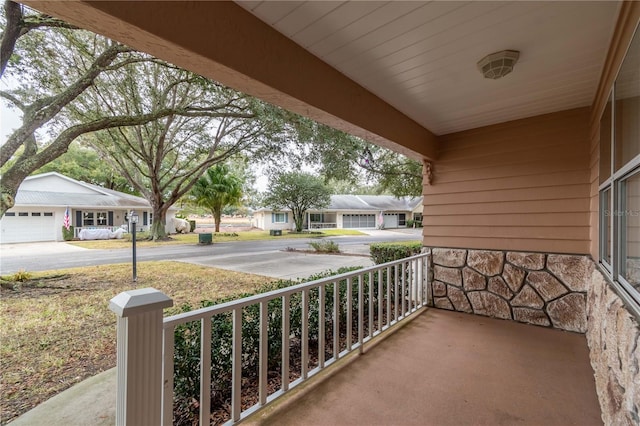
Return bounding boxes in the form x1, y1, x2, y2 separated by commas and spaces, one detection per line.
109, 288, 173, 426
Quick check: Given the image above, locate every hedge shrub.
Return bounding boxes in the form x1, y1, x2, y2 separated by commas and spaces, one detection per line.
62, 226, 74, 241
370, 241, 423, 264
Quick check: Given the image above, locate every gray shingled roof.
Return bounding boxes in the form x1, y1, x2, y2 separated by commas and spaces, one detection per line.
15, 190, 150, 208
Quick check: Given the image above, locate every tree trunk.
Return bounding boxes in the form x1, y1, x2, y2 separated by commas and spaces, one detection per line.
214, 209, 222, 233
150, 205, 168, 240
294, 212, 304, 232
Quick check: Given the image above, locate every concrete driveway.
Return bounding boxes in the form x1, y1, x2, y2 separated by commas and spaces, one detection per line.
0, 229, 422, 277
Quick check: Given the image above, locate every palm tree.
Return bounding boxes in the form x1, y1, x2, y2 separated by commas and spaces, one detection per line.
191, 164, 243, 232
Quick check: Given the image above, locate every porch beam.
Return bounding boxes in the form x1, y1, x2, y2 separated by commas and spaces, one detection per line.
22, 1, 439, 161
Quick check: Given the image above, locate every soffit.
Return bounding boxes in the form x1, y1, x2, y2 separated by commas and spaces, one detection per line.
236, 1, 620, 135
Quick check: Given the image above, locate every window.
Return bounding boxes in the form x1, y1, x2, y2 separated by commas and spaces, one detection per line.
83, 212, 94, 226
31, 212, 41, 216
310, 213, 323, 222
18, 212, 28, 217
44, 212, 53, 217
5, 212, 15, 217
398, 214, 406, 226
413, 213, 423, 222
273, 213, 287, 223
96, 211, 108, 226
599, 25, 640, 308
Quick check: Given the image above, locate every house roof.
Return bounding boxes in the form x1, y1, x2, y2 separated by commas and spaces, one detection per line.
15, 190, 151, 209
257, 195, 423, 213
13, 172, 162, 210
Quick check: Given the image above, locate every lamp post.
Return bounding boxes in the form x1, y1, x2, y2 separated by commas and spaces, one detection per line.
129, 210, 139, 282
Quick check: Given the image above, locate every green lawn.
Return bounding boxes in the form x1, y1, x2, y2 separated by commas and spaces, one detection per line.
67, 228, 365, 249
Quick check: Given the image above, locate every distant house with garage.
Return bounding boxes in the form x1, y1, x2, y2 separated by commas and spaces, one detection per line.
252, 195, 423, 231
0, 172, 177, 243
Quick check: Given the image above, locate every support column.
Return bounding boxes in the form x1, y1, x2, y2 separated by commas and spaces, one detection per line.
109, 288, 173, 426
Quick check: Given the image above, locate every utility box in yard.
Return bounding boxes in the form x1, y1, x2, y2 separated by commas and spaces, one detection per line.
269, 229, 282, 236
198, 233, 213, 244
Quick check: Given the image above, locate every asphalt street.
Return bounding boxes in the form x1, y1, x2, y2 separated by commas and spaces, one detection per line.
0, 229, 421, 277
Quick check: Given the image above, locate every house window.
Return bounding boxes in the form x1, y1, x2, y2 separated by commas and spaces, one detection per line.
398, 214, 406, 226
413, 213, 423, 222
96, 211, 108, 226
44, 212, 53, 217
5, 212, 15, 216
31, 212, 41, 216
83, 212, 94, 226
599, 26, 640, 308
18, 212, 28, 217
310, 213, 322, 222
274, 213, 287, 223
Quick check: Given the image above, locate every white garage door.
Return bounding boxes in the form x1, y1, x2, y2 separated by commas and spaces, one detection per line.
0, 211, 56, 243
383, 214, 398, 228
343, 214, 376, 228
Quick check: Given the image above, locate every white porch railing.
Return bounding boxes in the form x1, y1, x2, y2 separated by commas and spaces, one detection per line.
74, 226, 122, 238
110, 252, 431, 425
309, 222, 338, 229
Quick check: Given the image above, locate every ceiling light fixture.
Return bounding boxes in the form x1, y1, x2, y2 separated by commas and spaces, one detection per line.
477, 50, 520, 79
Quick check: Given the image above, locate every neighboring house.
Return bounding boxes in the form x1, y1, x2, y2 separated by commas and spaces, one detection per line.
0, 172, 177, 243
252, 195, 423, 231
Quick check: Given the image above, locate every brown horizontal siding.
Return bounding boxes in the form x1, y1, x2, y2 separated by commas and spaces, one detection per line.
424, 199, 589, 216
424, 107, 591, 254
434, 160, 589, 184
428, 170, 589, 194
423, 213, 590, 227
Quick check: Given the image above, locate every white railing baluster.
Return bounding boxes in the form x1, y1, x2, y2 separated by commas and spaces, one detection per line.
162, 326, 174, 426
232, 308, 242, 422
346, 277, 352, 351
259, 301, 268, 406
394, 264, 399, 322
301, 289, 309, 379
386, 266, 391, 328
200, 316, 212, 426
378, 269, 383, 333
410, 260, 414, 312
282, 294, 290, 392
333, 281, 339, 360
318, 284, 325, 368
399, 262, 407, 318
358, 274, 363, 354
368, 271, 373, 338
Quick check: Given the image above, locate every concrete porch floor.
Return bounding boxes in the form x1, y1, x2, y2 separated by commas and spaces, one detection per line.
249, 309, 602, 426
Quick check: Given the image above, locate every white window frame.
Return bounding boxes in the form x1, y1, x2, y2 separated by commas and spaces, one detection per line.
599, 82, 640, 313
273, 213, 286, 223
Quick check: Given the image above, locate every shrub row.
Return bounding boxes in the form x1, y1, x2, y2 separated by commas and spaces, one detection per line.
369, 241, 423, 264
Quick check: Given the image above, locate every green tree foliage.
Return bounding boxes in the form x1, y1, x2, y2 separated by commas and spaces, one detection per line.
191, 164, 243, 233
34, 144, 136, 194
287, 117, 424, 197
81, 58, 289, 240
263, 172, 331, 232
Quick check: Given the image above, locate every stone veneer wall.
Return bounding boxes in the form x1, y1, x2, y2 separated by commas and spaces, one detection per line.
429, 248, 593, 333
586, 268, 640, 425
